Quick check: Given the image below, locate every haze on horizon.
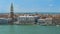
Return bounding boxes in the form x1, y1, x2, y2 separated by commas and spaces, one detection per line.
0, 0, 60, 13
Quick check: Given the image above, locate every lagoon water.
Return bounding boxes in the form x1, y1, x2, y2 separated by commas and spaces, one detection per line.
0, 25, 60, 34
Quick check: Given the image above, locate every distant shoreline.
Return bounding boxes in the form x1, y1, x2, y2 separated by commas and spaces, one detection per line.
0, 12, 60, 14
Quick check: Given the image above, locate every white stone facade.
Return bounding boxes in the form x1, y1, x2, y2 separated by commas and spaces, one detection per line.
17, 16, 39, 24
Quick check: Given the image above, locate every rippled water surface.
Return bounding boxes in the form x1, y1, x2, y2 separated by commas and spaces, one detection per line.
0, 25, 60, 34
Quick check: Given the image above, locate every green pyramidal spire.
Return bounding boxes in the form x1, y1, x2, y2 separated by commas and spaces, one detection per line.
11, 3, 13, 11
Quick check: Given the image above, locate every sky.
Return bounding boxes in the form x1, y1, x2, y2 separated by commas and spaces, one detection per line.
0, 0, 60, 13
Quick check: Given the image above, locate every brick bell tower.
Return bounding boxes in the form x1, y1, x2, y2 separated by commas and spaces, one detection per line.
9, 3, 15, 24
10, 3, 14, 18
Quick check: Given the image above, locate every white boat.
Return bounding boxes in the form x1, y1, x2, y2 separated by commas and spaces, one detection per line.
56, 25, 60, 27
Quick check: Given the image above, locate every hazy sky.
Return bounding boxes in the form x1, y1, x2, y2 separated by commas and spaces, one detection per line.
0, 0, 60, 13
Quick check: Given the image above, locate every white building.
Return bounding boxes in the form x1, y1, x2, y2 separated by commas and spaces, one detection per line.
45, 18, 52, 25
15, 16, 39, 24
38, 19, 46, 25
0, 18, 15, 24
0, 18, 9, 24
38, 18, 52, 25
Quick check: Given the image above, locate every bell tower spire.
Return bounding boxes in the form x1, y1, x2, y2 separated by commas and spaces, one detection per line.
11, 3, 14, 11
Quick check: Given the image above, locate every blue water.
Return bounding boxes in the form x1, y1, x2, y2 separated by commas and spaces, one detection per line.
0, 25, 60, 34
